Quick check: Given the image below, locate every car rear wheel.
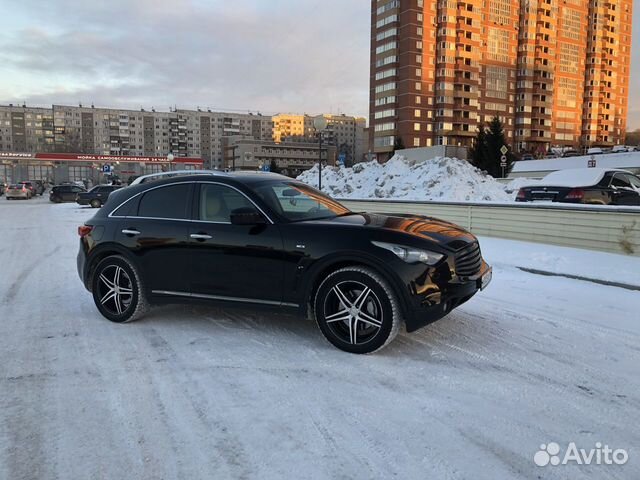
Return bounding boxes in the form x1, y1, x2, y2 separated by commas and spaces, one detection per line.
91, 255, 149, 323
313, 266, 402, 354
90, 199, 102, 208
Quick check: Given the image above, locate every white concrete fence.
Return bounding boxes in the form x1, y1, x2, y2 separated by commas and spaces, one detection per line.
338, 199, 640, 257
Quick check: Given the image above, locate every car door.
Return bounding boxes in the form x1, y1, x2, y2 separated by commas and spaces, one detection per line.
112, 182, 193, 295
188, 182, 285, 305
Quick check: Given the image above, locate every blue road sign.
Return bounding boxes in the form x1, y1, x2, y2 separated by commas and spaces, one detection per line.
338, 153, 346, 166
102, 164, 112, 174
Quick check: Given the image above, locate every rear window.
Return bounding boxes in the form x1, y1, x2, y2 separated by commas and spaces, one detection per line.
137, 184, 190, 219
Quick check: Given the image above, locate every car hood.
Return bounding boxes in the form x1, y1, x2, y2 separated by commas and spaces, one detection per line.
314, 212, 477, 251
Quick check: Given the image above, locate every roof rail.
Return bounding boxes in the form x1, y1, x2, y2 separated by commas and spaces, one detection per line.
129, 169, 225, 186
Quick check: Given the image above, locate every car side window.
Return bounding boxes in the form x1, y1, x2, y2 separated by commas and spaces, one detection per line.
138, 184, 190, 219
610, 174, 632, 189
199, 184, 255, 223
598, 173, 614, 187
623, 174, 640, 190
71, 186, 84, 193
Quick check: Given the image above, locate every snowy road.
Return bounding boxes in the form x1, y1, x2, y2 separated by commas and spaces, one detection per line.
1, 197, 638, 479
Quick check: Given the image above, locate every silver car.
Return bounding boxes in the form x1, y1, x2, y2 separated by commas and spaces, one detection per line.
5, 184, 33, 200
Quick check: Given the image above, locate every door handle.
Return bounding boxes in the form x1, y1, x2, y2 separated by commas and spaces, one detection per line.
122, 229, 141, 236
190, 233, 212, 241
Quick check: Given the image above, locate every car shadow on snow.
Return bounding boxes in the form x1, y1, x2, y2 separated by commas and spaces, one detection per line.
130, 302, 493, 360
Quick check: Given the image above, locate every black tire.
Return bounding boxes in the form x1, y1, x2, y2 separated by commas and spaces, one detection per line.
90, 199, 102, 208
313, 266, 402, 354
91, 255, 149, 323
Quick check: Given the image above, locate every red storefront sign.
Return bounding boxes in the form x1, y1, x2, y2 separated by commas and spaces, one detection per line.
33, 153, 204, 164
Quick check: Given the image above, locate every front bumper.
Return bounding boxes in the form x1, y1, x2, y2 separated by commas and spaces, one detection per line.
404, 261, 492, 332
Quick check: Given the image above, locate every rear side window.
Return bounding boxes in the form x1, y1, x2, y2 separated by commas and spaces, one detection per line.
138, 184, 190, 219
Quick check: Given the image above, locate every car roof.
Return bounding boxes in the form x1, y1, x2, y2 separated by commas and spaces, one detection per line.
537, 168, 633, 188
131, 170, 291, 187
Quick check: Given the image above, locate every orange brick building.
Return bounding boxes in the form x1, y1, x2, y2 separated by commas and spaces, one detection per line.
369, 0, 633, 161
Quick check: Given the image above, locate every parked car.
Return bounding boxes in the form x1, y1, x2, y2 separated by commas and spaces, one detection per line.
76, 185, 122, 208
520, 153, 534, 161
516, 168, 640, 206
31, 180, 45, 195
77, 171, 492, 354
19, 181, 37, 196
49, 184, 87, 203
5, 184, 33, 200
586, 147, 604, 155
562, 149, 581, 158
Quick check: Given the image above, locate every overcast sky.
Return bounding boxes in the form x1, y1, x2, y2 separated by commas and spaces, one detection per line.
0, 0, 638, 129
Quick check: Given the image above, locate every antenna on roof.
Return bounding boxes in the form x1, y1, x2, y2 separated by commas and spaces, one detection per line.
79, 102, 82, 108
91, 103, 95, 108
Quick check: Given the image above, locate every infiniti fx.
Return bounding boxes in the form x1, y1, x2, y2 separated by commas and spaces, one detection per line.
77, 172, 492, 354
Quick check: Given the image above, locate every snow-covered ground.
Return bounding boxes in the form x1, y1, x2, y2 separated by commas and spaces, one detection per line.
298, 155, 514, 202
1, 197, 639, 479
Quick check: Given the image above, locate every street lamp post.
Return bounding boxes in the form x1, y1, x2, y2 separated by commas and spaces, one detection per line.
313, 115, 328, 190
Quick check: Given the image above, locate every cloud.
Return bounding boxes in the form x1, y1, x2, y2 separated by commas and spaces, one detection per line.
0, 0, 638, 129
0, 0, 370, 116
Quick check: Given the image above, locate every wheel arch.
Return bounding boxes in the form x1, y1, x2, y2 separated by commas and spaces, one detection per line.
84, 243, 139, 292
301, 253, 409, 320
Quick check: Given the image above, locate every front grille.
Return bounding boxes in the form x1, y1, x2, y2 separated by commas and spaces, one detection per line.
455, 242, 482, 277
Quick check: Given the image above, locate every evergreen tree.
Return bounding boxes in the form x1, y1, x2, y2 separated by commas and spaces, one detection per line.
470, 116, 515, 178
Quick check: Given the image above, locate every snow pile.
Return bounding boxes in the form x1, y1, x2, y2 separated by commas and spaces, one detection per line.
297, 155, 513, 202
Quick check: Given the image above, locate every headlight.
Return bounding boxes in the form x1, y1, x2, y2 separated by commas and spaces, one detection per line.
372, 241, 444, 266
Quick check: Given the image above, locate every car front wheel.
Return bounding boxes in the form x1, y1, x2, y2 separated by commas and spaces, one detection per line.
91, 255, 149, 323
313, 266, 402, 354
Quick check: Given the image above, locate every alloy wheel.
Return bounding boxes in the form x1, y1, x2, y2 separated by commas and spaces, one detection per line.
323, 280, 383, 345
96, 265, 133, 316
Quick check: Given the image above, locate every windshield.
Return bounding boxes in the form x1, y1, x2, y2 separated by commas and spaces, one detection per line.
254, 181, 350, 222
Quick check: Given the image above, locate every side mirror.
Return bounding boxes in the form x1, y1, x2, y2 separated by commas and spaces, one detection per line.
230, 207, 266, 225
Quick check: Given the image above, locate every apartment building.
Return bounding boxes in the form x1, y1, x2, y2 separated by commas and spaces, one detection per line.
224, 135, 337, 177
0, 104, 273, 170
369, 0, 633, 161
272, 113, 368, 164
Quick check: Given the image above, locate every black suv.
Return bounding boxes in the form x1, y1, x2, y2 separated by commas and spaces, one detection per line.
76, 185, 122, 208
50, 184, 87, 203
77, 172, 492, 354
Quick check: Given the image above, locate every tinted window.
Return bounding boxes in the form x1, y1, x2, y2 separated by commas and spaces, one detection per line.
138, 184, 190, 219
623, 174, 640, 189
199, 184, 255, 223
254, 181, 349, 222
610, 174, 632, 189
